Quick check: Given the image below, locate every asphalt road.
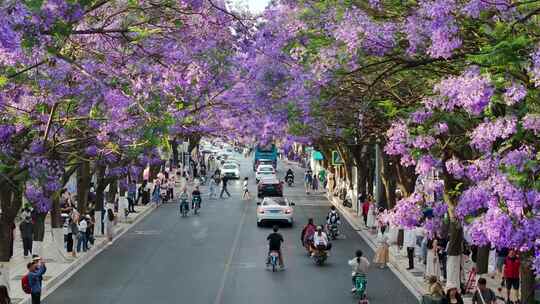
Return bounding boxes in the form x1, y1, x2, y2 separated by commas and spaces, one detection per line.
46, 154, 417, 304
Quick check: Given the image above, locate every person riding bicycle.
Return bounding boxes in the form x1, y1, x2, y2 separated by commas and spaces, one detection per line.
266, 225, 284, 269
348, 249, 370, 293
191, 186, 202, 209
179, 187, 189, 213
326, 206, 341, 232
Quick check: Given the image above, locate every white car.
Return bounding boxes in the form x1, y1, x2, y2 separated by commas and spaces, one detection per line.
256, 197, 295, 227
221, 163, 240, 179
255, 165, 276, 182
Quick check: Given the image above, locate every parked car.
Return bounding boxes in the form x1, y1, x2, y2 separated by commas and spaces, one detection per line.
256, 196, 295, 227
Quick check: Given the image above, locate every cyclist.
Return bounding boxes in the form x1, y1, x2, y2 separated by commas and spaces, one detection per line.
192, 186, 202, 210
179, 187, 189, 215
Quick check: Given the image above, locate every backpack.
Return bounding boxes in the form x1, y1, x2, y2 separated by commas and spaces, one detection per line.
22, 274, 31, 294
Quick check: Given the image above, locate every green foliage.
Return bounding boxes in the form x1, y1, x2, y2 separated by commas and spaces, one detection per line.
23, 0, 43, 12
0, 75, 8, 88
376, 99, 400, 118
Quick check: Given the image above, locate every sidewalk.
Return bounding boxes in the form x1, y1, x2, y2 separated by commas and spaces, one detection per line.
8, 203, 155, 304
327, 194, 507, 304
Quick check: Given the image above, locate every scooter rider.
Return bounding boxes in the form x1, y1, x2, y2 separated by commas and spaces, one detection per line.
179, 187, 189, 213
191, 186, 201, 209
348, 249, 370, 293
326, 206, 341, 232
266, 225, 284, 269
285, 169, 294, 183
312, 226, 330, 256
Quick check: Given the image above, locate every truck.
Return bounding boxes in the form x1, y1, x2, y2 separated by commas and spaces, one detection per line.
253, 143, 278, 171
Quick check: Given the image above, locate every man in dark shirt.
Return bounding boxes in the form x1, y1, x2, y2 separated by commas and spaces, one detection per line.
472, 278, 497, 304
219, 175, 231, 198
266, 225, 284, 268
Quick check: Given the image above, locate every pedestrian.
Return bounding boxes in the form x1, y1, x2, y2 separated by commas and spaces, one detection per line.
76, 216, 88, 253
19, 216, 33, 257
69, 215, 79, 258
312, 173, 319, 192
105, 208, 115, 243
374, 225, 389, 268
152, 180, 161, 207
28, 257, 46, 304
442, 286, 464, 304
160, 178, 168, 203
127, 180, 137, 213
304, 168, 313, 194
472, 277, 497, 304
404, 227, 417, 270
427, 276, 445, 298
167, 176, 175, 201
361, 196, 369, 227
220, 175, 231, 198
437, 237, 449, 280
242, 177, 251, 200
502, 249, 520, 304
138, 181, 150, 205
496, 247, 509, 276
209, 174, 217, 199
0, 285, 11, 304
86, 214, 95, 247
366, 198, 376, 231
425, 238, 441, 280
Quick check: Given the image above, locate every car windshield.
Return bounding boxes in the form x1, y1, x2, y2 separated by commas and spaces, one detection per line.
263, 198, 287, 206
223, 164, 237, 169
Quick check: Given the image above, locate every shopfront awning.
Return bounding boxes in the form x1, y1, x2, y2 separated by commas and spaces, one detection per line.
312, 151, 324, 161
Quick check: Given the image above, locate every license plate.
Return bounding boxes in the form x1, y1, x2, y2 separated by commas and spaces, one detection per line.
270, 210, 281, 213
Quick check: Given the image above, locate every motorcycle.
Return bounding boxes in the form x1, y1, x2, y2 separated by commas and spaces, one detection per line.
268, 251, 280, 272
328, 224, 339, 240
285, 175, 294, 187
192, 196, 201, 215
353, 274, 369, 303
312, 245, 328, 265
180, 200, 189, 217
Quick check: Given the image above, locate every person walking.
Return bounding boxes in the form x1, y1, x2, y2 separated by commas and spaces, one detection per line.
209, 174, 217, 199
503, 249, 520, 304
242, 177, 251, 200
19, 216, 33, 257
366, 199, 376, 232
152, 180, 161, 207
105, 208, 115, 244
404, 227, 417, 270
138, 181, 150, 205
76, 216, 88, 253
425, 238, 441, 279
304, 168, 313, 194
69, 215, 79, 258
312, 173, 319, 192
0, 285, 11, 304
220, 175, 231, 199
127, 180, 137, 213
374, 225, 389, 268
361, 197, 369, 228
28, 257, 46, 304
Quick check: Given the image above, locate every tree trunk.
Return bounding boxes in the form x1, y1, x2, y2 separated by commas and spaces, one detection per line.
379, 147, 397, 209
366, 146, 375, 197
46, 193, 67, 262
0, 183, 20, 291
32, 212, 47, 257
520, 255, 536, 304
476, 245, 490, 274
76, 160, 91, 214
171, 138, 179, 168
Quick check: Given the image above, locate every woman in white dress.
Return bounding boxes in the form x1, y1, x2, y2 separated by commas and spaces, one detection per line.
374, 226, 389, 268
425, 238, 441, 280
366, 201, 376, 231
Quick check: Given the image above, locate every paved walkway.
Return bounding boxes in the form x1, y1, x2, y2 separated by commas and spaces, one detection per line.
8, 204, 155, 304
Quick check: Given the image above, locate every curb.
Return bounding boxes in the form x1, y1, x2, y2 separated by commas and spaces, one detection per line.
19, 205, 155, 304
327, 195, 424, 301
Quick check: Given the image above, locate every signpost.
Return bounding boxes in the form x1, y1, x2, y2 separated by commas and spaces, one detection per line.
331, 150, 343, 166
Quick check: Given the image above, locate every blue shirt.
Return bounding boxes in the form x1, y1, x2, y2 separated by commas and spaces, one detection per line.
28, 265, 47, 293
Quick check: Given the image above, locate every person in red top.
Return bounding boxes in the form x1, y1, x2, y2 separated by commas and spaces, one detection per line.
503, 249, 520, 304
361, 196, 370, 227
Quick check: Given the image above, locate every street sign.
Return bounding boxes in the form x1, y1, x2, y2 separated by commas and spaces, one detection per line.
332, 150, 343, 165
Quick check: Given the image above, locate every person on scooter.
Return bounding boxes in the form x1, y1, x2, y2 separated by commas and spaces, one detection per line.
301, 218, 316, 252
285, 169, 294, 184
348, 249, 370, 293
191, 186, 201, 209
179, 187, 189, 214
312, 226, 330, 256
266, 225, 284, 269
326, 206, 341, 234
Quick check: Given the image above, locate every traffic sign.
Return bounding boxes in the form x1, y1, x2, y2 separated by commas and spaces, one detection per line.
332, 151, 343, 165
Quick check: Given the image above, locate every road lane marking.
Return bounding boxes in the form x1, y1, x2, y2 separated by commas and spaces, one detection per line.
213, 201, 249, 304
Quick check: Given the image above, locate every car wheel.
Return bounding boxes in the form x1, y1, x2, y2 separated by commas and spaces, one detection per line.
257, 221, 262, 227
